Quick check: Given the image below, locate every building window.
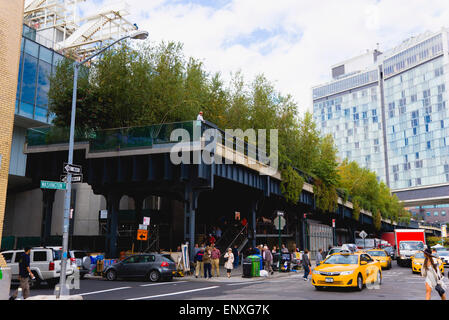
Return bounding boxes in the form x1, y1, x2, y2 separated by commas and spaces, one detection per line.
416, 178, 421, 185
442, 211, 446, 216
434, 212, 439, 216
427, 212, 431, 217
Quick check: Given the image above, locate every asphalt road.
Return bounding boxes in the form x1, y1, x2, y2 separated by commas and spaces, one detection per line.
9, 263, 448, 300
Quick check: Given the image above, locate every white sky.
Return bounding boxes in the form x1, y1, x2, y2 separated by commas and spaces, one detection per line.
79, 0, 449, 115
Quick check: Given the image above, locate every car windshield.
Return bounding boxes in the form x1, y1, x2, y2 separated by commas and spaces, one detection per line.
328, 249, 341, 255
399, 241, 424, 250
324, 254, 358, 265
414, 252, 424, 259
368, 251, 387, 257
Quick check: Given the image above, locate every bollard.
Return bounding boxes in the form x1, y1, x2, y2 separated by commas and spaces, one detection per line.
54, 284, 61, 299
16, 287, 23, 300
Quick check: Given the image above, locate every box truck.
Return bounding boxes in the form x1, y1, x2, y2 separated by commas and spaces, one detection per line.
394, 229, 426, 267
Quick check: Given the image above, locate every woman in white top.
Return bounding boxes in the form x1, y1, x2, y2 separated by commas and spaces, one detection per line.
224, 248, 234, 278
421, 248, 446, 300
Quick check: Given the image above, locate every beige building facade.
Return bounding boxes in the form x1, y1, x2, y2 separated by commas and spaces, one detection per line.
0, 0, 25, 268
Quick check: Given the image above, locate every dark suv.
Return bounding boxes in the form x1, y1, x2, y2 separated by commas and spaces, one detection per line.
103, 253, 176, 282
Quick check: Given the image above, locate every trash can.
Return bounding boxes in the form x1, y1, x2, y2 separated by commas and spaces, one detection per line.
248, 255, 260, 277
242, 258, 252, 278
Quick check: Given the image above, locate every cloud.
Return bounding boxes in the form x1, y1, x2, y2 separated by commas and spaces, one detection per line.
78, 0, 449, 116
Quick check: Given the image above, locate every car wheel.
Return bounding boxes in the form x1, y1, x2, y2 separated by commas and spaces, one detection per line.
106, 269, 117, 281
147, 270, 161, 282
356, 274, 363, 291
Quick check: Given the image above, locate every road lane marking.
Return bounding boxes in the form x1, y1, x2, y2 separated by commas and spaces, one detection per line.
127, 286, 220, 300
79, 287, 132, 296
140, 281, 187, 287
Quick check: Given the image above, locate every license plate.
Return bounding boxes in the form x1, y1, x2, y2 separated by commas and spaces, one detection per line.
325, 277, 334, 283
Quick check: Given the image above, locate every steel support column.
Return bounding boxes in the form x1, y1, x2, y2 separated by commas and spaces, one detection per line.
105, 193, 121, 259
41, 189, 56, 246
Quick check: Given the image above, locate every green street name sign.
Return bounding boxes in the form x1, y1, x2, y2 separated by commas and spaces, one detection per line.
40, 180, 66, 190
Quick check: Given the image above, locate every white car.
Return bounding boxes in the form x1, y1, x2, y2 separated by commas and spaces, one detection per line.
2, 247, 75, 288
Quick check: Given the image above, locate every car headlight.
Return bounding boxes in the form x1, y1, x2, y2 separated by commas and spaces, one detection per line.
340, 271, 354, 276
415, 262, 422, 265
313, 270, 321, 275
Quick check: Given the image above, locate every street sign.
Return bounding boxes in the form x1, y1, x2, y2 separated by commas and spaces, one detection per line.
61, 174, 83, 183
63, 163, 82, 174
137, 229, 148, 241
442, 225, 447, 238
143, 217, 150, 226
276, 210, 285, 217
40, 180, 66, 190
359, 230, 368, 239
273, 216, 286, 230
332, 219, 336, 228
139, 224, 147, 230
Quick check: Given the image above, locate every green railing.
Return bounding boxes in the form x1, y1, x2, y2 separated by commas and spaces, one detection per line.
26, 121, 203, 152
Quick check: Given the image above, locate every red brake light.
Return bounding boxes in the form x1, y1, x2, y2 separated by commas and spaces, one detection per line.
49, 262, 55, 271
160, 261, 169, 267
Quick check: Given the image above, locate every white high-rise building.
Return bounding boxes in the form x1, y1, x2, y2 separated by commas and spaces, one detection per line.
312, 28, 449, 191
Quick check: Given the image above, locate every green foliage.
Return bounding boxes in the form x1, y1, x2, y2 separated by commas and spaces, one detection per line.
426, 236, 449, 247
48, 39, 404, 223
373, 209, 382, 231
353, 200, 360, 221
280, 166, 305, 205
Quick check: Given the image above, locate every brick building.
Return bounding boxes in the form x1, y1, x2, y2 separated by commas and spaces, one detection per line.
0, 0, 24, 272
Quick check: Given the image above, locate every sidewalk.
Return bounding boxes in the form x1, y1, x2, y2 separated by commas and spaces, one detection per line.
185, 264, 305, 283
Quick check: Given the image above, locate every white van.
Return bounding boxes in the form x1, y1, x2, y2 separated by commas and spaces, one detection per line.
2, 247, 75, 288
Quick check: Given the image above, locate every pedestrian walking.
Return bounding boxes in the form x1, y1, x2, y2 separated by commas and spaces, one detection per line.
302, 249, 312, 281
10, 247, 34, 300
194, 247, 205, 278
316, 249, 323, 266
203, 247, 212, 279
232, 245, 239, 268
211, 245, 221, 277
421, 248, 446, 300
224, 248, 234, 278
263, 245, 273, 275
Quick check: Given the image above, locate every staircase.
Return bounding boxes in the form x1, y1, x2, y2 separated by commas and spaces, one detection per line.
215, 224, 248, 257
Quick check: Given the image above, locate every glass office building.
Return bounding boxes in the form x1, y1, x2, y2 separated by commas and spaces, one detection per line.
16, 24, 65, 124
312, 28, 449, 190
313, 68, 387, 183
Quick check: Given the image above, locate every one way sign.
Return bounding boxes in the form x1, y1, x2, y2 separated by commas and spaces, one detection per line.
64, 163, 82, 174
61, 174, 83, 183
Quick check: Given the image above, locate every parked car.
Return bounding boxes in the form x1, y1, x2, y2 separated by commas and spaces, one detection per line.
2, 247, 75, 288
103, 253, 176, 282
69, 250, 91, 279
326, 247, 342, 259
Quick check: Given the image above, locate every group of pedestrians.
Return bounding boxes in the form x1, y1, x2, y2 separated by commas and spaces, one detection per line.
193, 243, 238, 279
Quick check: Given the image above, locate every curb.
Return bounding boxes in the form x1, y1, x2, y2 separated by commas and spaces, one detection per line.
26, 295, 83, 300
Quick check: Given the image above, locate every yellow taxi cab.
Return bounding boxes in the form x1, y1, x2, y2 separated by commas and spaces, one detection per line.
411, 251, 444, 274
311, 251, 382, 291
366, 249, 392, 270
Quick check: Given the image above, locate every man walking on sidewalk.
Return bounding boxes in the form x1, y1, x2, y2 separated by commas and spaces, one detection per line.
10, 247, 34, 300
302, 249, 312, 281
211, 245, 221, 277
316, 249, 323, 267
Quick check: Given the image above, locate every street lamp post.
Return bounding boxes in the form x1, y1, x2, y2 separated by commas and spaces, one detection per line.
57, 30, 148, 298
